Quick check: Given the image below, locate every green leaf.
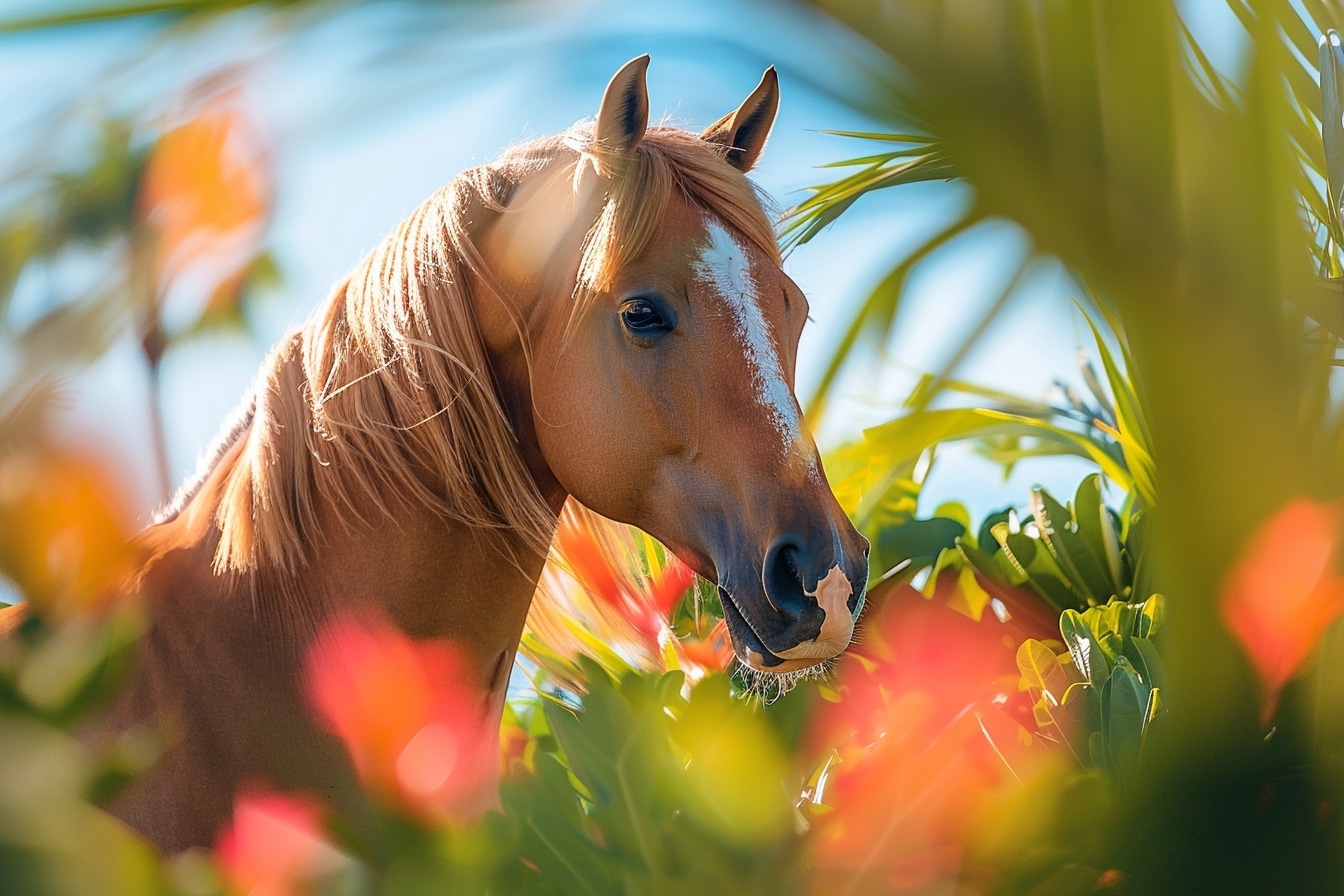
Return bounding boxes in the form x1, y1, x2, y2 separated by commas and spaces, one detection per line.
1077, 309, 1156, 506
1030, 487, 1112, 606
1002, 528, 1082, 613
781, 132, 955, 250
1016, 639, 1073, 706
1072, 475, 1127, 599
956, 536, 1019, 589
1122, 637, 1166, 691
931, 500, 973, 533
976, 508, 1016, 555
874, 516, 965, 581
542, 671, 670, 872
502, 761, 612, 896
1139, 593, 1165, 638
1145, 686, 1164, 730
1060, 610, 1111, 684
858, 407, 1134, 496
1322, 31, 1344, 243
950, 562, 993, 620
1100, 658, 1150, 784
1083, 600, 1138, 641
1095, 630, 1125, 667
989, 522, 1030, 584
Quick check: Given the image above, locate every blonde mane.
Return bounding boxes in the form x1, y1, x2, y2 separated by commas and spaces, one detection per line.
206, 121, 781, 577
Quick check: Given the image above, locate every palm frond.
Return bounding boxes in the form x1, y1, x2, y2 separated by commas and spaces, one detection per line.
780, 132, 955, 250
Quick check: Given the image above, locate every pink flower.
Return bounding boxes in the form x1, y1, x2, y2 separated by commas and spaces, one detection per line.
1221, 498, 1344, 723
215, 789, 347, 896
303, 612, 497, 822
804, 582, 1055, 893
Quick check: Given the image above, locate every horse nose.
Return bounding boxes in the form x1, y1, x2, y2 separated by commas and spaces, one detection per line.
763, 538, 809, 620
759, 533, 865, 661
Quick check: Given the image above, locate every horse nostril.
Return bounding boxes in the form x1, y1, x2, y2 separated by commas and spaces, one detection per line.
763, 540, 807, 620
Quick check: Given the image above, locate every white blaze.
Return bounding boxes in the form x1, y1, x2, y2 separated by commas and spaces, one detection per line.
693, 219, 802, 456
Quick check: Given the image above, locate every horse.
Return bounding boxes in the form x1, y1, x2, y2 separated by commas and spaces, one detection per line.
4, 55, 870, 851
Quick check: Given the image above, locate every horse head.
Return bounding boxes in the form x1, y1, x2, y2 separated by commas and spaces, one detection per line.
472, 57, 869, 675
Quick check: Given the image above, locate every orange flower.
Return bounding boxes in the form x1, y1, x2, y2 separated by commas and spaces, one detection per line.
677, 618, 735, 671
0, 447, 133, 620
138, 82, 270, 315
303, 612, 497, 822
804, 582, 1054, 893
554, 508, 695, 641
1220, 498, 1344, 724
499, 720, 531, 778
215, 789, 349, 896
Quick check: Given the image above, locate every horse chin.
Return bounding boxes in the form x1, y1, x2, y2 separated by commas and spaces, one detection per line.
717, 586, 838, 676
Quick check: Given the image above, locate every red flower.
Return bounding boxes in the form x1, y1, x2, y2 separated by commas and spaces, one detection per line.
554, 510, 695, 642
676, 618, 735, 672
529, 505, 723, 680
1221, 498, 1344, 724
303, 612, 498, 822
215, 789, 348, 896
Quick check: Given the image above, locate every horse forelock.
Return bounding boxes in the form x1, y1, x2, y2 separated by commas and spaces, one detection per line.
562, 122, 781, 315
208, 119, 782, 579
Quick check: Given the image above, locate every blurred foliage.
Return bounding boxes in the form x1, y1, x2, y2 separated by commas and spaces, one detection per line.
0, 599, 165, 895
502, 666, 804, 895
203, 662, 811, 896
0, 1, 314, 33
792, 0, 1344, 891
0, 67, 273, 497
1, 118, 149, 393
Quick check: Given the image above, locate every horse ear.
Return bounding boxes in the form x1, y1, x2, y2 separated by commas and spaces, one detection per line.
701, 67, 779, 172
594, 55, 651, 155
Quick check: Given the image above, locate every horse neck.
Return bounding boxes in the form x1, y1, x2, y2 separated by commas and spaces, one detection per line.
308, 488, 551, 678
148, 432, 554, 695
304, 259, 569, 675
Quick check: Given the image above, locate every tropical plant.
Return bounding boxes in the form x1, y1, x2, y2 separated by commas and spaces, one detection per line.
789, 1, 1344, 890
1018, 595, 1166, 785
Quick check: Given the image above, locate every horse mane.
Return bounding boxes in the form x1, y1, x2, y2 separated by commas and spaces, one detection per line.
201, 119, 781, 577
154, 389, 256, 526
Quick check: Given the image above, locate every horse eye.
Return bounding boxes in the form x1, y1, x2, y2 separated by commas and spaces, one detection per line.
620, 297, 674, 336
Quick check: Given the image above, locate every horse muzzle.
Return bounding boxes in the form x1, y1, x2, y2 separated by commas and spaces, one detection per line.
718, 532, 869, 674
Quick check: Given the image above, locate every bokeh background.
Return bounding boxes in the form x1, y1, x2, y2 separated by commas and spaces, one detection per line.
5, 2, 1344, 895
